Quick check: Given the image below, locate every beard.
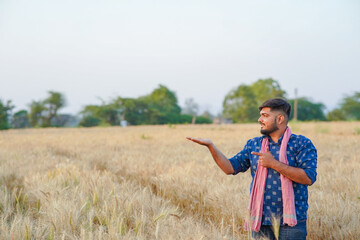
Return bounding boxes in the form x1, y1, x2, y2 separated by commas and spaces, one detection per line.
260, 118, 279, 135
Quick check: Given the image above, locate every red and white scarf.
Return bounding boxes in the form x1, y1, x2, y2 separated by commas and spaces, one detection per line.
245, 127, 297, 232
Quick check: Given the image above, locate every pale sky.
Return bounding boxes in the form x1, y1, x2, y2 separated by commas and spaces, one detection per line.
1, 0, 359, 116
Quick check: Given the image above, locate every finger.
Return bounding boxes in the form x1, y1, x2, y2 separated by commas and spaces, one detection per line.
251, 152, 263, 156
187, 137, 200, 141
187, 137, 203, 144
266, 146, 269, 152
186, 137, 199, 143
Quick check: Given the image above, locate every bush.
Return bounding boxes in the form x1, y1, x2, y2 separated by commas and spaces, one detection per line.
79, 116, 101, 127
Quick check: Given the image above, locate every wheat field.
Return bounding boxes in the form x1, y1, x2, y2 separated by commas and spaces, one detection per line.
0, 122, 359, 239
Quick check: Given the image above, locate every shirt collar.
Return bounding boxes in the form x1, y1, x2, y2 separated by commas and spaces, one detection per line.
262, 132, 286, 145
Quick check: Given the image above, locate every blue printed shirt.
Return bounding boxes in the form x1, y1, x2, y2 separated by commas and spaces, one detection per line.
229, 133, 317, 225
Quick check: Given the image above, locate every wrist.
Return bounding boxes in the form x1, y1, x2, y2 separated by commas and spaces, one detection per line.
271, 158, 281, 170
206, 140, 216, 150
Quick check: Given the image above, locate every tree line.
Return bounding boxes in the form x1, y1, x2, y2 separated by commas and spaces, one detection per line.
222, 78, 360, 123
0, 85, 212, 130
1, 79, 359, 130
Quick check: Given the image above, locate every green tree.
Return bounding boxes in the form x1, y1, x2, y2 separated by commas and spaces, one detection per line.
327, 109, 346, 121
144, 84, 182, 124
223, 78, 286, 123
79, 115, 101, 127
29, 100, 46, 127
43, 91, 66, 127
0, 99, 14, 130
195, 115, 212, 124
251, 78, 287, 104
80, 85, 205, 126
79, 105, 102, 127
99, 103, 121, 126
12, 110, 30, 128
289, 97, 326, 121
223, 84, 258, 123
339, 91, 360, 120
80, 102, 121, 127
114, 98, 151, 125
327, 92, 360, 121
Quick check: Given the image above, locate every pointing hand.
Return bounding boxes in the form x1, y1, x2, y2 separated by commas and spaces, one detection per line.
251, 147, 276, 168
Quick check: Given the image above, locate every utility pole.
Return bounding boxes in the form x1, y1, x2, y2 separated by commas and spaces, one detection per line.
294, 88, 298, 121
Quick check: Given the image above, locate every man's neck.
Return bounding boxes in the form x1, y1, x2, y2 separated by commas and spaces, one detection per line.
269, 126, 287, 143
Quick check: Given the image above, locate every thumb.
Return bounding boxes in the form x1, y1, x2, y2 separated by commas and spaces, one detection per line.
266, 146, 270, 152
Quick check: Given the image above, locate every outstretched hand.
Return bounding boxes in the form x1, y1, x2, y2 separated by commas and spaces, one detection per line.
186, 137, 213, 147
251, 147, 277, 168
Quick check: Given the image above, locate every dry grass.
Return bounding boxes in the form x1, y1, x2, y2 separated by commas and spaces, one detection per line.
0, 122, 359, 239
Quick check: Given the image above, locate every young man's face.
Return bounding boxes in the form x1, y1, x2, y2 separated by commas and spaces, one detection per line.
258, 107, 280, 135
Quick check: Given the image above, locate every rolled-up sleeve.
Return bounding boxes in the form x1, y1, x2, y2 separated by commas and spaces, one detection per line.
296, 138, 317, 185
229, 140, 251, 175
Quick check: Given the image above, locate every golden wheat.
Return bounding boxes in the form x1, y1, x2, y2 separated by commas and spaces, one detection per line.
0, 122, 359, 239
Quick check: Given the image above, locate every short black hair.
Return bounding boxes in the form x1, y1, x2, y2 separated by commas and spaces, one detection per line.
259, 98, 291, 120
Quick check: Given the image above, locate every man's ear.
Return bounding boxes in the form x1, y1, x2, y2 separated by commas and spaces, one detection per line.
277, 114, 285, 124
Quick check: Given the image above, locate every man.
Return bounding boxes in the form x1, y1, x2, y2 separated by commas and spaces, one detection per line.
187, 98, 317, 240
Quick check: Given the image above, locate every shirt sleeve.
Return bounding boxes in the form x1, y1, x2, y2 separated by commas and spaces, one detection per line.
228, 139, 251, 175
295, 137, 318, 185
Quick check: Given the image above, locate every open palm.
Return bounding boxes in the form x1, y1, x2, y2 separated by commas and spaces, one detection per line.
186, 137, 213, 147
